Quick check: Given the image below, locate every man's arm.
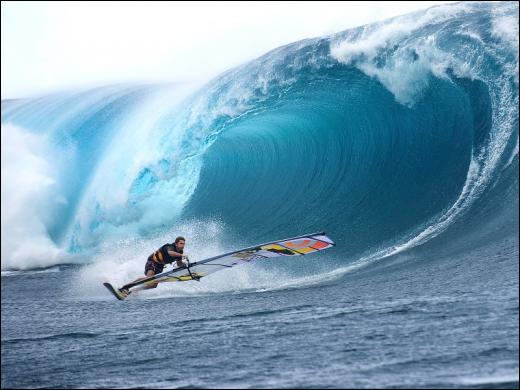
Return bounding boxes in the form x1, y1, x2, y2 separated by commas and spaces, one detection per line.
167, 250, 183, 257
167, 249, 187, 267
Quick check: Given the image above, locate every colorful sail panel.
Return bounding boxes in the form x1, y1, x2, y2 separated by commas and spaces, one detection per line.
143, 232, 335, 286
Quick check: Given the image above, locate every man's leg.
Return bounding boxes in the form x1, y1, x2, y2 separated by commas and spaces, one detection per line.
127, 269, 154, 285
128, 270, 159, 293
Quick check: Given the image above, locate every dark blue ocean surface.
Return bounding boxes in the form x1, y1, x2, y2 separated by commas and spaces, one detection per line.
2, 227, 518, 388
1, 2, 518, 388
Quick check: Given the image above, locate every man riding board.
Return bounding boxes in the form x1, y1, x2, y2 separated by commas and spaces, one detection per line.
119, 236, 188, 297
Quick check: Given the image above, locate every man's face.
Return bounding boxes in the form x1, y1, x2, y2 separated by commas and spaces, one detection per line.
176, 240, 185, 250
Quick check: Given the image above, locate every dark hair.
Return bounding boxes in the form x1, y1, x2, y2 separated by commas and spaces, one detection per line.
175, 236, 186, 244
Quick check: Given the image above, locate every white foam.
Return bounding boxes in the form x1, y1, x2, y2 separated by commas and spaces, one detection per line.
491, 9, 519, 84
457, 30, 485, 44
1, 124, 70, 270
491, 14, 519, 50
456, 371, 519, 386
1, 266, 61, 277
505, 138, 519, 169
329, 2, 475, 105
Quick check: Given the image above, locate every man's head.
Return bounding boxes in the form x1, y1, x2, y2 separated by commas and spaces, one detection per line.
175, 236, 186, 250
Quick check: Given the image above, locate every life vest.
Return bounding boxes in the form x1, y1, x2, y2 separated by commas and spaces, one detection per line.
151, 243, 183, 264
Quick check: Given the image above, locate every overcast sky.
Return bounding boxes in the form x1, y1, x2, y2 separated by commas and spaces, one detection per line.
1, 1, 452, 99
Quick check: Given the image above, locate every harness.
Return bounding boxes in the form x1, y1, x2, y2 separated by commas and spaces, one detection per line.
184, 258, 201, 281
